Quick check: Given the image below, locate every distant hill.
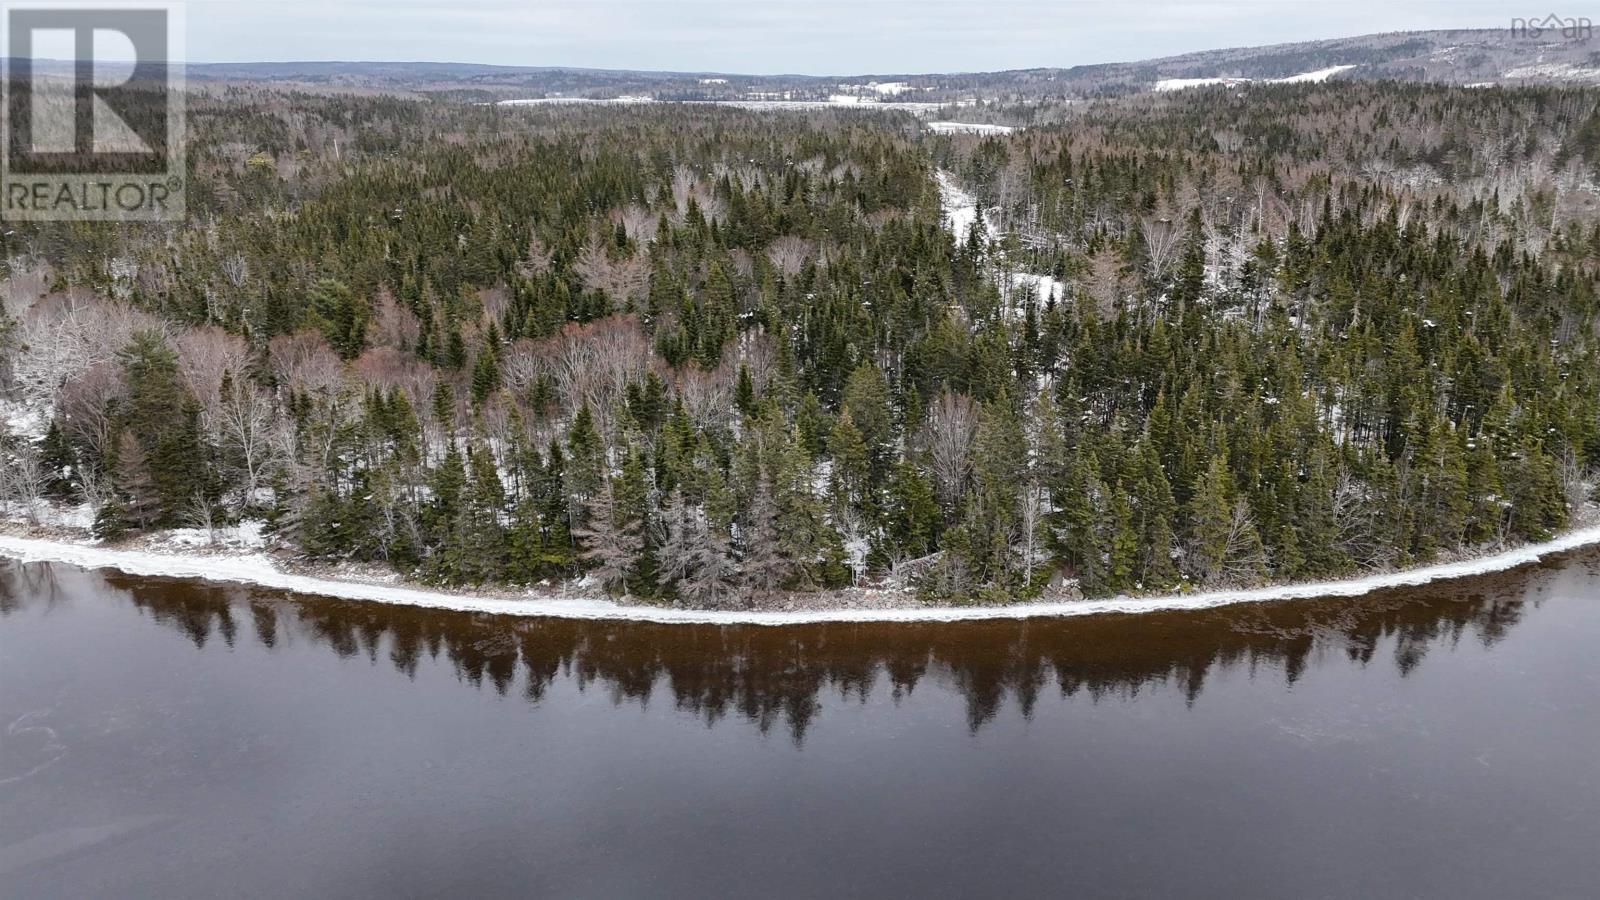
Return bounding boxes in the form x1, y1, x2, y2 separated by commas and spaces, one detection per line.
10, 27, 1596, 100
1043, 28, 1600, 91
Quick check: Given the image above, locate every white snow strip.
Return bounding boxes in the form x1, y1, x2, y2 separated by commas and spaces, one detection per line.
1154, 77, 1242, 92
496, 95, 656, 106
926, 121, 1015, 135
1273, 64, 1358, 84
1154, 65, 1358, 92
1501, 63, 1600, 82
2, 527, 1596, 627
494, 97, 948, 113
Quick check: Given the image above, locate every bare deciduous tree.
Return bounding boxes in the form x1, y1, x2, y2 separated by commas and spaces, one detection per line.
353, 347, 437, 411
1141, 215, 1182, 284
215, 375, 286, 508
0, 261, 52, 319
370, 288, 421, 351
59, 362, 124, 463
175, 326, 250, 416
516, 234, 553, 278
12, 292, 162, 407
1332, 471, 1395, 569
268, 330, 343, 397
499, 338, 543, 395
611, 203, 659, 245
573, 240, 649, 312
921, 390, 977, 511
541, 316, 651, 432
477, 286, 511, 326
0, 440, 45, 522
672, 362, 734, 432
766, 236, 815, 277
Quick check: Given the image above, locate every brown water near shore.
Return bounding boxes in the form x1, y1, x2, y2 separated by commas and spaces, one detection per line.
2, 549, 1598, 898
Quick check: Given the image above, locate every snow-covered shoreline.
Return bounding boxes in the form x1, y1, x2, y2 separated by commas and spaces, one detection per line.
2, 526, 1596, 627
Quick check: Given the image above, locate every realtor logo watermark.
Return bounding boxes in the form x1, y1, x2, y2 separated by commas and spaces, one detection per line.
1510, 13, 1593, 39
2, 1, 185, 221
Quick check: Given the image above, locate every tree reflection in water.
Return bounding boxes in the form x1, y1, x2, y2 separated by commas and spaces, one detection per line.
0, 557, 1566, 743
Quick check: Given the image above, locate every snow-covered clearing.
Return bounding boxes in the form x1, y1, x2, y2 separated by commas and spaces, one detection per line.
937, 170, 1063, 315
935, 170, 996, 243
496, 95, 655, 106
495, 96, 949, 113
1154, 76, 1246, 92
926, 121, 1015, 135
1154, 65, 1358, 92
1501, 63, 1600, 82
1274, 64, 1359, 83
2, 527, 1595, 626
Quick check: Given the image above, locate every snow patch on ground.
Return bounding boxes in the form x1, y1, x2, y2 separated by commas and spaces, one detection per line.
935, 169, 996, 243
155, 520, 268, 550
937, 169, 1066, 313
938, 170, 1068, 316
1, 398, 50, 442
2, 500, 95, 530
3, 527, 1595, 626
1007, 272, 1068, 306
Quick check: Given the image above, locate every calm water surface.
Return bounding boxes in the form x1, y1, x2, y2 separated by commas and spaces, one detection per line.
2, 551, 1598, 898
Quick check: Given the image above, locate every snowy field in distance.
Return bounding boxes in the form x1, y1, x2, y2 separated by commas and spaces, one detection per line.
496, 96, 948, 113
1155, 64, 1357, 91
926, 121, 1015, 135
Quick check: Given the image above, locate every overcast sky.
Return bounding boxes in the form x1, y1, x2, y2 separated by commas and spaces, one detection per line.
184, 0, 1526, 74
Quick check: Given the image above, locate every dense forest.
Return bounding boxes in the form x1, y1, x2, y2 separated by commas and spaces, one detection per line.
2, 81, 1597, 608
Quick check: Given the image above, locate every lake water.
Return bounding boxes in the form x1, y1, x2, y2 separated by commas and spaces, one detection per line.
2, 550, 1598, 898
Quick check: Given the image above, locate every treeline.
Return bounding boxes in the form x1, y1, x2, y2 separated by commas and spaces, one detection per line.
1, 88, 1595, 607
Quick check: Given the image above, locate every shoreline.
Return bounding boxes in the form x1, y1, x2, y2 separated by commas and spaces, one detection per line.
2, 524, 1597, 626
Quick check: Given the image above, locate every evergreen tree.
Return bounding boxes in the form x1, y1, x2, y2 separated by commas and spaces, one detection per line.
107, 331, 211, 530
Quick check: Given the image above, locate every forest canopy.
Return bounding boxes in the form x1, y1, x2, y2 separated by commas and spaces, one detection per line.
2, 82, 1596, 608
